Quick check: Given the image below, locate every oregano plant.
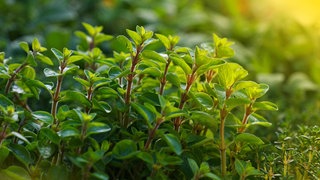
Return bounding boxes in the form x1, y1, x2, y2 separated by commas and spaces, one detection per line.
0, 23, 277, 179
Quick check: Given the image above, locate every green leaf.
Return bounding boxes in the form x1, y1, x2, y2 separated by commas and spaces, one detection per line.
21, 66, 35, 79
36, 54, 54, 65
235, 81, 269, 100
218, 63, 248, 89
45, 165, 69, 180
10, 132, 30, 144
235, 159, 262, 178
60, 90, 91, 107
0, 94, 14, 108
51, 48, 64, 61
195, 46, 208, 67
139, 67, 162, 77
19, 42, 29, 53
95, 33, 113, 44
44, 68, 60, 77
166, 72, 181, 87
74, 76, 90, 87
248, 113, 272, 127
170, 54, 192, 75
192, 92, 213, 110
235, 133, 264, 145
190, 111, 217, 131
213, 33, 234, 58
253, 101, 278, 111
188, 158, 199, 175
136, 152, 154, 164
8, 144, 33, 166
82, 22, 96, 36
126, 29, 142, 45
112, 139, 138, 159
156, 34, 171, 49
61, 65, 79, 75
0, 146, 10, 164
0, 166, 31, 180
226, 97, 251, 110
39, 128, 60, 144
32, 38, 42, 52
32, 111, 54, 125
67, 55, 83, 65
163, 133, 182, 155
38, 144, 56, 159
116, 35, 133, 53
131, 102, 156, 126
86, 122, 111, 136
58, 127, 80, 138
142, 50, 167, 63
92, 99, 112, 113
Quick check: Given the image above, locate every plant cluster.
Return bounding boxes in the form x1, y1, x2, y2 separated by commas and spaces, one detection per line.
0, 23, 277, 179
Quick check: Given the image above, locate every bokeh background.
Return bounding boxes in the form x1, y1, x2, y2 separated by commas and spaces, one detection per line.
1, 0, 320, 140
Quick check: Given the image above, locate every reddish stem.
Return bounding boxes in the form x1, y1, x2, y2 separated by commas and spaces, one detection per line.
5, 62, 28, 94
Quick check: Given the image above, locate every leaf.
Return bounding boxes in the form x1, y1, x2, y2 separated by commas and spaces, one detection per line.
112, 139, 138, 159
36, 53, 53, 65
92, 99, 112, 113
253, 101, 278, 111
0, 146, 10, 164
131, 102, 156, 126
21, 66, 35, 79
226, 97, 251, 110
235, 133, 264, 145
95, 33, 113, 44
188, 158, 199, 175
86, 122, 111, 136
67, 55, 83, 65
136, 152, 154, 164
163, 133, 182, 155
139, 67, 162, 77
156, 34, 171, 49
45, 165, 69, 180
218, 63, 248, 89
10, 132, 30, 144
126, 29, 142, 45
58, 127, 80, 138
39, 128, 60, 144
8, 144, 33, 167
190, 111, 218, 131
235, 81, 269, 100
235, 159, 262, 178
82, 22, 96, 36
19, 42, 29, 53
38, 144, 56, 159
247, 113, 272, 127
170, 54, 192, 75
0, 94, 14, 108
0, 166, 31, 180
74, 76, 90, 87
51, 48, 64, 61
32, 38, 42, 52
44, 68, 60, 77
192, 92, 213, 110
116, 35, 133, 53
142, 50, 167, 63
32, 111, 54, 125
60, 90, 91, 107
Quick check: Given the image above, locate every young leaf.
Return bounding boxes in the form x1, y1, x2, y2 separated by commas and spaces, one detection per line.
86, 122, 111, 136
156, 34, 171, 50
51, 48, 64, 61
19, 42, 29, 53
253, 101, 278, 111
218, 63, 248, 89
126, 29, 142, 45
36, 54, 53, 65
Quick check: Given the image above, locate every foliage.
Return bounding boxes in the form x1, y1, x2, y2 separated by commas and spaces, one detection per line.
0, 23, 277, 179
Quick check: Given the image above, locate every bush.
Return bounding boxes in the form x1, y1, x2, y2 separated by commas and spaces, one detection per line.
0, 23, 278, 179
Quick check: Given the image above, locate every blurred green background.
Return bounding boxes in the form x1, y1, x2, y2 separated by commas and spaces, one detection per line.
1, 0, 320, 139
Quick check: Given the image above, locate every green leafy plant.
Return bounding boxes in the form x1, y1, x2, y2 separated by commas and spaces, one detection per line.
0, 23, 277, 179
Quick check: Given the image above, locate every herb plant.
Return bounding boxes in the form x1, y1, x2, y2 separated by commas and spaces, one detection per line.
0, 23, 277, 179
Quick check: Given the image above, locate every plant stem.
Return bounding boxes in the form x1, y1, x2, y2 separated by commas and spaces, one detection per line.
123, 45, 142, 127
219, 108, 227, 177
238, 103, 253, 133
219, 87, 232, 177
51, 61, 67, 126
0, 123, 8, 145
159, 58, 171, 95
174, 71, 197, 131
85, 84, 94, 113
5, 62, 28, 94
144, 118, 163, 150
